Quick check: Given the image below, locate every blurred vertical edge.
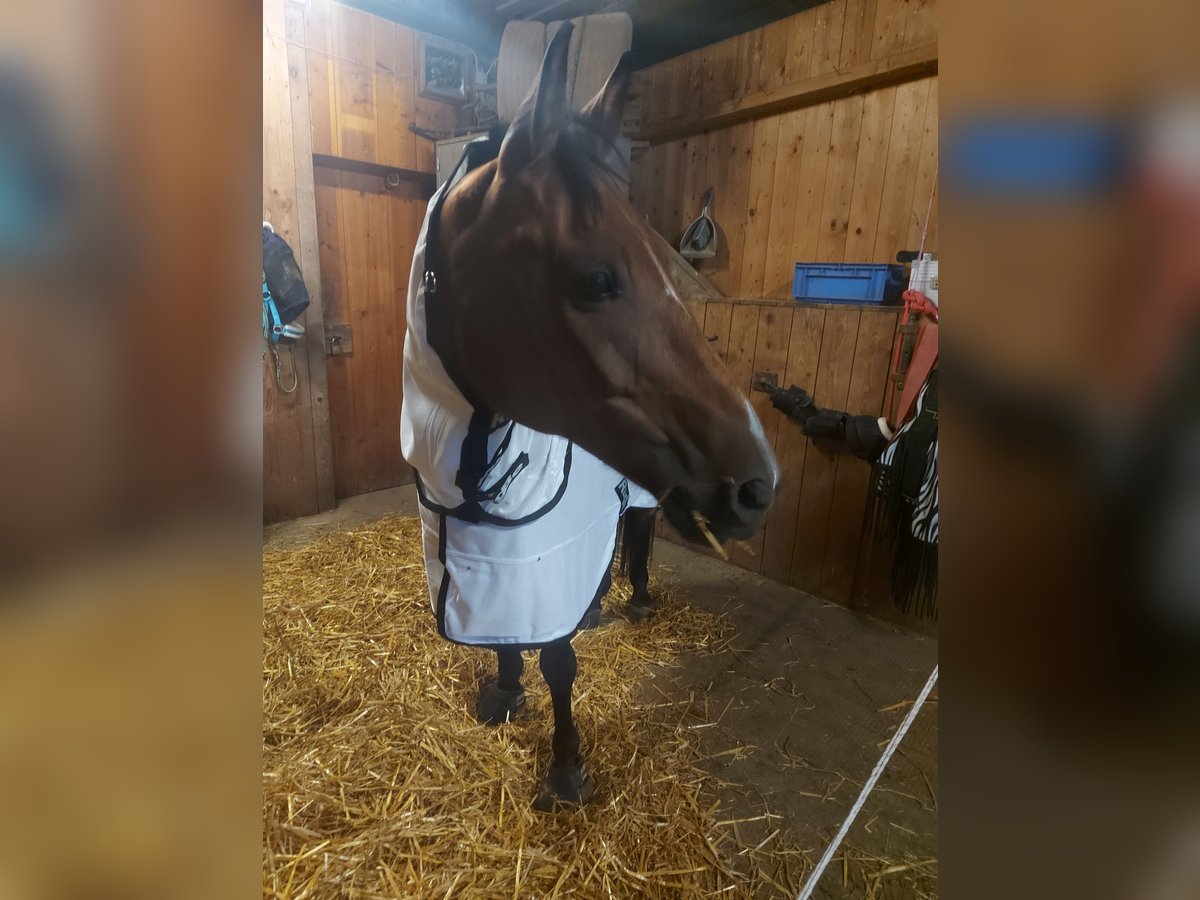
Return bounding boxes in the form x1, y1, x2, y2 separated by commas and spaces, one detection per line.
0, 1, 262, 898
941, 0, 1200, 898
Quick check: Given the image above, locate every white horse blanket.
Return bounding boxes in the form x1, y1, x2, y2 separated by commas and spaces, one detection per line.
400, 156, 654, 647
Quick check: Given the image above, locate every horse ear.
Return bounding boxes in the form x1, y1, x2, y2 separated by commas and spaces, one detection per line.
499, 22, 574, 174
581, 52, 633, 140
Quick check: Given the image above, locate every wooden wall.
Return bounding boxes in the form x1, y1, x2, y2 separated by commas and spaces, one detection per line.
666, 299, 922, 629
630, 0, 938, 299
302, 0, 457, 500
263, 0, 336, 523
631, 0, 937, 630
263, 0, 460, 520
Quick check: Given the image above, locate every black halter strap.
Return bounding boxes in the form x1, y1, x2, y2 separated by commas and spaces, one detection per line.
416, 125, 573, 526
421, 125, 506, 337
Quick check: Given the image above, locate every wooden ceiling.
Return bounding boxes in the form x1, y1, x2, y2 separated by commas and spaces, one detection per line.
344, 0, 826, 67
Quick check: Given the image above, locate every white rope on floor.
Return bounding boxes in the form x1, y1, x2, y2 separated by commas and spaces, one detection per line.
795, 664, 939, 900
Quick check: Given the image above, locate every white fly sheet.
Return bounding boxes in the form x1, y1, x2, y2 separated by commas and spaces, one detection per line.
400, 154, 654, 647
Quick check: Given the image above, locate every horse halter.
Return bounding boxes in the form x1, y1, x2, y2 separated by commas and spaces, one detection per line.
421, 125, 507, 315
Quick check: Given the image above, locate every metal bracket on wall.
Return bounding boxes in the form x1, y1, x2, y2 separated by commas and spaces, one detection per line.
751, 371, 779, 393
326, 323, 353, 356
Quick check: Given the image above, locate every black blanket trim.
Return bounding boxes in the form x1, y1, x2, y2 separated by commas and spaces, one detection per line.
865, 370, 939, 619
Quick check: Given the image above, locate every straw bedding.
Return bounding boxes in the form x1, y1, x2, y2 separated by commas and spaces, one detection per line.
263, 515, 795, 897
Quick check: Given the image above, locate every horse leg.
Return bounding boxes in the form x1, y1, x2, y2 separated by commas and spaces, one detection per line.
579, 543, 615, 631
625, 507, 659, 622
532, 637, 594, 810
476, 648, 526, 725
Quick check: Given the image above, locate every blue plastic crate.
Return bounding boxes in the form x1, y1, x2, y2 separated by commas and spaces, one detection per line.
792, 263, 894, 304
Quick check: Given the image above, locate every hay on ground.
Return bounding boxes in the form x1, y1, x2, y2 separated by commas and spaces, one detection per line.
263, 515, 801, 897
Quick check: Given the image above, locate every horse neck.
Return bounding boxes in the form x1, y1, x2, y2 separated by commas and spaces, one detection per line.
428, 163, 498, 407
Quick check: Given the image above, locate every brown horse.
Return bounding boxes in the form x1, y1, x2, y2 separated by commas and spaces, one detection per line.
415, 25, 778, 807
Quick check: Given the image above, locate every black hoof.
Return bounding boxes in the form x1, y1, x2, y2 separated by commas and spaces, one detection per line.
627, 587, 658, 623
578, 607, 603, 631
476, 678, 526, 726
532, 761, 595, 812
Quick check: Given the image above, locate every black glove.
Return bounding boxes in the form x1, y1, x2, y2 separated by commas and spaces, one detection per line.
845, 415, 889, 461
802, 409, 849, 440
770, 385, 817, 423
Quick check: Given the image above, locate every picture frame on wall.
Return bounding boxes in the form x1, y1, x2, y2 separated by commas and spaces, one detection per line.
418, 36, 473, 105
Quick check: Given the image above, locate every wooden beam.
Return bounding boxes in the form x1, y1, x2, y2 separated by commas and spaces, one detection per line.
288, 37, 338, 514
637, 43, 937, 144
311, 153, 436, 195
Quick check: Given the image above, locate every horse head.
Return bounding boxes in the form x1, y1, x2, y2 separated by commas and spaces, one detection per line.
433, 24, 778, 543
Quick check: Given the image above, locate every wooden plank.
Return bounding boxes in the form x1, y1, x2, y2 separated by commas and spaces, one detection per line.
842, 85, 897, 262
789, 101, 837, 265
628, 143, 651, 219
283, 0, 305, 43
901, 0, 938, 52
788, 307, 860, 593
732, 305, 794, 570
871, 0, 910, 61
728, 32, 750, 106
662, 141, 685, 245
811, 0, 848, 77
356, 185, 402, 493
373, 71, 417, 171
332, 1, 374, 68
263, 31, 319, 522
335, 62, 377, 164
702, 301, 734, 365
666, 245, 723, 304
658, 56, 682, 121
760, 308, 825, 582
819, 310, 898, 602
740, 115, 781, 296
905, 76, 939, 253
757, 18, 791, 93
815, 94, 865, 262
630, 142, 655, 229
645, 141, 667, 237
395, 24, 416, 82
694, 44, 719, 119
314, 167, 357, 501
264, 0, 286, 39
781, 6, 816, 85
370, 13, 401, 75
632, 65, 658, 126
638, 43, 936, 144
839, 0, 879, 69
303, 0, 333, 56
287, 35, 337, 513
736, 27, 764, 101
677, 45, 704, 129
307, 52, 335, 156
725, 303, 761, 399
872, 77, 931, 263
719, 123, 754, 295
761, 108, 808, 298
677, 134, 705, 255
705, 35, 741, 117
330, 168, 366, 498
701, 128, 734, 294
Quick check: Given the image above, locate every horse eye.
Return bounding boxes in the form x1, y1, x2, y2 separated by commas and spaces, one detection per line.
578, 266, 618, 301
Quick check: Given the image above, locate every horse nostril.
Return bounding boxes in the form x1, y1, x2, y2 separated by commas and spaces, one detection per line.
736, 478, 771, 512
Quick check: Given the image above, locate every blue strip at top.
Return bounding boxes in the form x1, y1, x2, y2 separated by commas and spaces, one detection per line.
943, 117, 1130, 199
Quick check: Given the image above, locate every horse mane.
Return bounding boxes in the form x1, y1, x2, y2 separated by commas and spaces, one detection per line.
548, 113, 628, 231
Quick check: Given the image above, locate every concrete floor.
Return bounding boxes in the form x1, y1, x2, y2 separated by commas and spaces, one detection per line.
265, 485, 938, 897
